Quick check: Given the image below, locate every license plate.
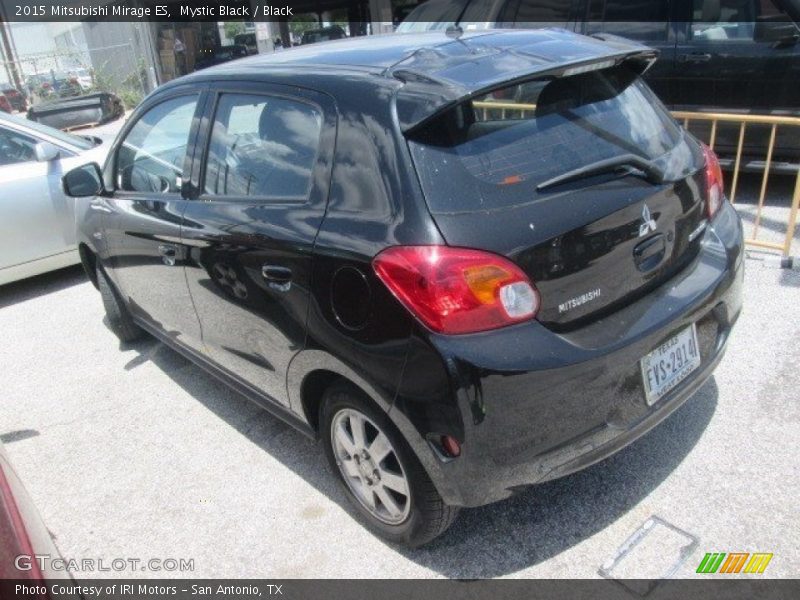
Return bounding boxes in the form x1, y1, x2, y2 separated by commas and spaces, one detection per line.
640, 325, 701, 405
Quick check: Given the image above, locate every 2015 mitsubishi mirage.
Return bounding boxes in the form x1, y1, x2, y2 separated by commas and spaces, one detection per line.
63, 29, 744, 547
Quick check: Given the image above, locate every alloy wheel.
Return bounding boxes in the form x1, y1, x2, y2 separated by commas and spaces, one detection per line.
330, 408, 411, 525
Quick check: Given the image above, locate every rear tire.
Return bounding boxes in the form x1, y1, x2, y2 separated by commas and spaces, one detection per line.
321, 381, 459, 547
97, 265, 144, 343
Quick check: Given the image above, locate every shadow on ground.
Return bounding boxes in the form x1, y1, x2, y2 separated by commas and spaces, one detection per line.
122, 334, 717, 578
0, 266, 86, 310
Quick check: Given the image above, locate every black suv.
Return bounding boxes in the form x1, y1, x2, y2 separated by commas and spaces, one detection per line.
64, 30, 744, 547
399, 0, 800, 169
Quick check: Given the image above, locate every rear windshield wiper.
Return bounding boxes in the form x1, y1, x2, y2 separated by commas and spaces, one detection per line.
537, 153, 665, 192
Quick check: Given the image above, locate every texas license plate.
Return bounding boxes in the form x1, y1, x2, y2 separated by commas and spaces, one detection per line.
640, 325, 701, 406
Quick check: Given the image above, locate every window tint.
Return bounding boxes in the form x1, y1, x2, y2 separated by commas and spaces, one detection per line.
408, 67, 685, 213
203, 93, 322, 200
691, 0, 787, 40
116, 95, 198, 193
586, 0, 670, 41
0, 126, 38, 166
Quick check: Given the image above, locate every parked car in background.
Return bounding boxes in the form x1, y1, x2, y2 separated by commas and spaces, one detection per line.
65, 29, 743, 546
0, 94, 11, 114
1, 86, 28, 112
0, 112, 109, 285
300, 25, 347, 44
27, 91, 124, 131
0, 440, 79, 591
195, 44, 249, 70
398, 0, 800, 170
234, 32, 259, 54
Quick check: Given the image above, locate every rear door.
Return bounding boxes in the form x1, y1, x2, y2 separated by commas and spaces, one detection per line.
180, 82, 335, 407
102, 91, 205, 349
407, 66, 707, 330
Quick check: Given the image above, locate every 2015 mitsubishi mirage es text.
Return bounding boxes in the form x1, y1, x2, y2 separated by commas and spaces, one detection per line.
63, 29, 744, 547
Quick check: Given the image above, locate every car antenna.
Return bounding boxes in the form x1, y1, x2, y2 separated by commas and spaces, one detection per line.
445, 0, 471, 39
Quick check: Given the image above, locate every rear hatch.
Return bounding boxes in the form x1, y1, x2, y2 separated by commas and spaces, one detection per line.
407, 64, 708, 330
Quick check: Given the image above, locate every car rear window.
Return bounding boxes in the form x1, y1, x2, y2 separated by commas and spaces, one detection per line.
407, 66, 684, 213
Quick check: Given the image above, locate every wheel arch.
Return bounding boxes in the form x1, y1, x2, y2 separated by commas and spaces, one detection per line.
287, 349, 463, 505
288, 350, 396, 436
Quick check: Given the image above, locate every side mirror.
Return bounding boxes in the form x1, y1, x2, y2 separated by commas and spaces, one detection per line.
62, 163, 104, 198
34, 141, 60, 162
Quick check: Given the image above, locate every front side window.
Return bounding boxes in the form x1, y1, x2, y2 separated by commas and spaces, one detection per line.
203, 93, 322, 200
691, 0, 790, 41
585, 0, 670, 41
116, 95, 198, 193
0, 126, 38, 166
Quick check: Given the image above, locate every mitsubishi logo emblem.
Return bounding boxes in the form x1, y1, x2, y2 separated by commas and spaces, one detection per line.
639, 204, 657, 237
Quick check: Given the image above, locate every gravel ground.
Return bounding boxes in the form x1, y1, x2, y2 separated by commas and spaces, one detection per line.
0, 178, 798, 580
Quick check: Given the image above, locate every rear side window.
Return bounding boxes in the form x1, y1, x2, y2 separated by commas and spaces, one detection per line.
203, 93, 322, 200
408, 67, 683, 213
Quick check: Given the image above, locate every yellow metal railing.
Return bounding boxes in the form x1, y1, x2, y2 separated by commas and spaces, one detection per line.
472, 101, 799, 257
473, 101, 536, 121
673, 111, 800, 257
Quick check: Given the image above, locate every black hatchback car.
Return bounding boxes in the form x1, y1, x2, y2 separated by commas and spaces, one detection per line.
64, 29, 744, 547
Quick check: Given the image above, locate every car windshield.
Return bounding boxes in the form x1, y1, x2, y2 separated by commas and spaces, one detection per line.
0, 112, 95, 150
407, 66, 687, 213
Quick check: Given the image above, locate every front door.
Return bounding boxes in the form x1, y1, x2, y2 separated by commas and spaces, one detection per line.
181, 83, 335, 407
102, 92, 205, 349
0, 125, 74, 273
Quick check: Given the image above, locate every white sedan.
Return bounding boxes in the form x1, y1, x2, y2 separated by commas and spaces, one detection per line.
0, 113, 111, 285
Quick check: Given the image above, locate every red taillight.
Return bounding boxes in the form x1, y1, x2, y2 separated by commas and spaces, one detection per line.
372, 246, 540, 335
702, 144, 724, 219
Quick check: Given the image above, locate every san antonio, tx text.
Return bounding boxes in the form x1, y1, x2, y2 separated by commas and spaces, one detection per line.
16, 583, 283, 597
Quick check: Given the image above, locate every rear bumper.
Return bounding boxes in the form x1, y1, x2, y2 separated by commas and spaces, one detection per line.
394, 201, 744, 507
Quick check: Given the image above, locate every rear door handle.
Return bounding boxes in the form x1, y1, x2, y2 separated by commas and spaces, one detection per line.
158, 244, 178, 266
678, 53, 712, 63
261, 265, 292, 292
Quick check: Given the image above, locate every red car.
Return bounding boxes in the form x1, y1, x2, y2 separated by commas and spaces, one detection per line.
1, 87, 28, 112
0, 94, 12, 113
0, 440, 77, 596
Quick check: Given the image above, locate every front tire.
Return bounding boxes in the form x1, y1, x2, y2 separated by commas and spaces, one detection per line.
97, 265, 144, 343
321, 381, 459, 547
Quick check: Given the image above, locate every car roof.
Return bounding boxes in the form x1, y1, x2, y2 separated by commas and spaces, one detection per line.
184, 29, 647, 77
169, 29, 656, 131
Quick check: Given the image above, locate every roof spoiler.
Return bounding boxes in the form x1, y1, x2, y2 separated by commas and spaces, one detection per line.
393, 33, 658, 134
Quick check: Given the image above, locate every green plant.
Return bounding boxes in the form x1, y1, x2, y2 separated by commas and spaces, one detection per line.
224, 21, 246, 40
289, 14, 320, 36
118, 86, 144, 110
